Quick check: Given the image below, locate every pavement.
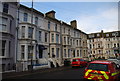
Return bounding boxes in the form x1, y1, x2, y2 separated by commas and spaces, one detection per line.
2, 66, 71, 79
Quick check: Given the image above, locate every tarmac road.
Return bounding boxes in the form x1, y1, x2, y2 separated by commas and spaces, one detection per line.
2, 66, 85, 80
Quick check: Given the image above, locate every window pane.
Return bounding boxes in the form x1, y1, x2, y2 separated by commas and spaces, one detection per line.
2, 17, 7, 25
77, 50, 79, 57
64, 37, 66, 44
21, 26, 25, 38
9, 41, 11, 57
87, 63, 108, 71
52, 48, 54, 58
28, 46, 31, 59
68, 29, 70, 35
68, 49, 70, 57
55, 24, 57, 31
52, 34, 54, 42
56, 48, 59, 58
21, 45, 25, 59
68, 37, 69, 45
2, 25, 7, 31
76, 40, 78, 46
2, 40, 6, 56
2, 64, 5, 71
48, 21, 50, 30
2, 17, 7, 31
64, 49, 66, 57
56, 34, 59, 43
10, 20, 12, 33
39, 31, 41, 41
35, 17, 38, 25
64, 28, 65, 33
3, 3, 9, 13
28, 27, 33, 38
28, 46, 33, 59
24, 13, 28, 22
45, 33, 47, 42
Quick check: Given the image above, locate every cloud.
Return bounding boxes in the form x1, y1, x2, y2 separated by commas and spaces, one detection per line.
77, 7, 118, 34
101, 8, 118, 20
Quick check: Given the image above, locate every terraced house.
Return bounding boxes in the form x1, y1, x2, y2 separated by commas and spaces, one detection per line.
62, 21, 88, 60
17, 5, 51, 71
3, 2, 120, 72
16, 3, 88, 71
87, 30, 120, 61
0, 2, 17, 72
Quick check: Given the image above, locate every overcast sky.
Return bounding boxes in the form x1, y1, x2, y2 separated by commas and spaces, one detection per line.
20, 1, 118, 34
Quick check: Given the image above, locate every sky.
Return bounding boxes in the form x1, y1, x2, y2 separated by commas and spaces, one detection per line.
20, 1, 119, 34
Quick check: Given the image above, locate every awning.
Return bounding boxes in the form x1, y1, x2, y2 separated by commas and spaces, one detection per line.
38, 45, 47, 50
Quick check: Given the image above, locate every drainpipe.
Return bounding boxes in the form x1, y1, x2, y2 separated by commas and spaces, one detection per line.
49, 27, 50, 58
60, 20, 63, 65
30, 0, 33, 72
16, 2, 20, 72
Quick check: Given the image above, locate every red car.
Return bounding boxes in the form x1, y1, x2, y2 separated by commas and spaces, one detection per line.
71, 58, 87, 68
84, 60, 120, 81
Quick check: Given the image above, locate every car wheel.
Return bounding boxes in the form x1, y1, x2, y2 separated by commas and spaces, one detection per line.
72, 66, 74, 68
83, 78, 89, 81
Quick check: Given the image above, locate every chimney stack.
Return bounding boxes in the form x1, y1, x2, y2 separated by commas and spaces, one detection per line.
101, 30, 103, 33
45, 10, 56, 18
101, 30, 104, 37
70, 20, 77, 29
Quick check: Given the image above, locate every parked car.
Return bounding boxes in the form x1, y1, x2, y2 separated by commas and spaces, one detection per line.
84, 60, 120, 81
71, 58, 87, 68
107, 58, 120, 68
64, 59, 70, 66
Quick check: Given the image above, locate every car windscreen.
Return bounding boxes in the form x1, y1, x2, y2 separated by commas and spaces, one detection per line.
80, 59, 84, 61
72, 59, 79, 62
87, 63, 108, 71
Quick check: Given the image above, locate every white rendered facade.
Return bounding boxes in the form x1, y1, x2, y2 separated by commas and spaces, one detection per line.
0, 2, 17, 72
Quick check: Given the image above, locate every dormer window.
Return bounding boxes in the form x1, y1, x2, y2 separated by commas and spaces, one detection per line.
89, 35, 92, 38
106, 34, 109, 37
112, 32, 118, 36
97, 34, 100, 37
89, 34, 94, 38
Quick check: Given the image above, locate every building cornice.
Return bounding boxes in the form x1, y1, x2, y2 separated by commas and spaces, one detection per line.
50, 31, 60, 33
20, 4, 44, 17
19, 22, 37, 28
88, 31, 120, 39
20, 3, 87, 36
